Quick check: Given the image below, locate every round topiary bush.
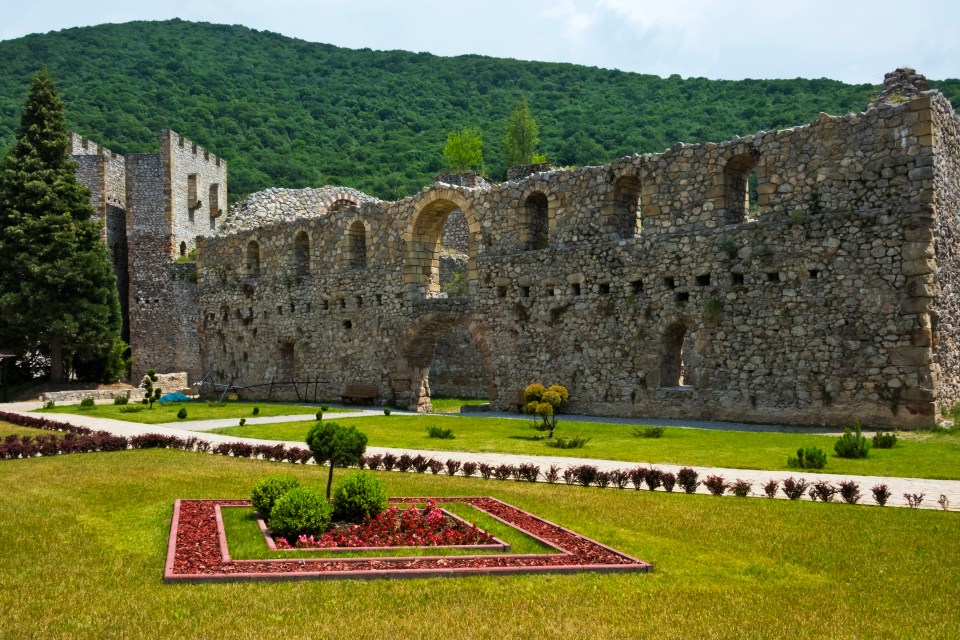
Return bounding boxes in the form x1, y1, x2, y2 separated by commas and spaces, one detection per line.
177, 407, 187, 420
251, 473, 301, 520
269, 486, 332, 540
332, 471, 388, 523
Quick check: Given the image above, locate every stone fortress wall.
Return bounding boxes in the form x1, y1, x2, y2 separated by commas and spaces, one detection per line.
195, 70, 960, 428
70, 130, 227, 384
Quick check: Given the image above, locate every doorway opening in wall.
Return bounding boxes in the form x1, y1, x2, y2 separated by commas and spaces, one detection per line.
660, 323, 695, 389
406, 197, 477, 300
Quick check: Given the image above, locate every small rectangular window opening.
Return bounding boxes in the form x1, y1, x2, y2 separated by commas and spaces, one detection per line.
376, 294, 383, 306
520, 286, 530, 298
630, 280, 643, 294
322, 300, 330, 310
343, 320, 352, 330
290, 303, 295, 313
355, 296, 363, 307
808, 269, 821, 279
571, 283, 581, 296
497, 286, 508, 298
598, 283, 611, 295
305, 302, 311, 313
277, 305, 283, 315
339, 299, 347, 309
732, 273, 745, 286
767, 272, 780, 283
696, 274, 711, 287
664, 277, 676, 290
676, 292, 689, 303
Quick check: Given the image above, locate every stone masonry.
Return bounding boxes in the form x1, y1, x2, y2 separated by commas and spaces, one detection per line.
194, 70, 960, 428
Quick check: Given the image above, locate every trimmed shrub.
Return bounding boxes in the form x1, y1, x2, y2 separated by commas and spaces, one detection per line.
809, 480, 837, 502
562, 468, 576, 485
177, 407, 187, 420
364, 454, 383, 470
80, 397, 95, 408
904, 493, 925, 509
704, 475, 729, 496
787, 446, 827, 469
661, 472, 677, 492
594, 471, 612, 488
628, 467, 646, 490
677, 467, 699, 494
239, 418, 246, 426
320, 405, 329, 412
493, 464, 514, 480
835, 422, 871, 459
782, 477, 809, 501
731, 479, 751, 497
544, 464, 561, 484
445, 459, 462, 476
113, 396, 129, 405
383, 407, 392, 416
251, 474, 301, 519
762, 480, 779, 498
838, 480, 861, 504
119, 405, 145, 414
872, 483, 891, 506
381, 453, 397, 471
644, 468, 663, 491
315, 411, 323, 421
872, 431, 897, 449
545, 435, 590, 449
332, 471, 388, 523
428, 459, 444, 474
515, 463, 540, 482
269, 487, 332, 540
571, 464, 598, 487
396, 454, 413, 472
252, 407, 260, 416
412, 455, 430, 473
610, 469, 630, 489
462, 461, 478, 478
478, 463, 494, 479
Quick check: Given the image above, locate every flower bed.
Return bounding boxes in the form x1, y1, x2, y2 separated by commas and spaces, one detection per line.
165, 496, 651, 582
267, 500, 503, 550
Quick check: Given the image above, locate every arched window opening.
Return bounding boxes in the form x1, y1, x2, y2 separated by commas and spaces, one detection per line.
294, 231, 310, 275
347, 221, 367, 269
329, 199, 355, 214
246, 240, 261, 277
724, 154, 758, 224
179, 241, 187, 257
612, 175, 641, 239
524, 192, 549, 250
661, 323, 696, 389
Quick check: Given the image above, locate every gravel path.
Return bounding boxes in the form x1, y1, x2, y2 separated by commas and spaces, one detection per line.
5, 401, 958, 511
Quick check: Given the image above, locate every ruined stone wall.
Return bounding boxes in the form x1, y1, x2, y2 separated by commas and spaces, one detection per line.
196, 90, 955, 427
428, 324, 488, 398
162, 130, 227, 256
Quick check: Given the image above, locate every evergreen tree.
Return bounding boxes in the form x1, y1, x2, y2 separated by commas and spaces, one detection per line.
503, 98, 542, 167
441, 127, 484, 173
0, 69, 124, 383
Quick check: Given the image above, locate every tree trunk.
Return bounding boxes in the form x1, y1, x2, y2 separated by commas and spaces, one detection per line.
326, 463, 335, 501
49, 340, 64, 383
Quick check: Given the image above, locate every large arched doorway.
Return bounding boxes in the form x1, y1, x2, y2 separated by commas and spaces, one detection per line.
404, 189, 479, 299
391, 314, 495, 412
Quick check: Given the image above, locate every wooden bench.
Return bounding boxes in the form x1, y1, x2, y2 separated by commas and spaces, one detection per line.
341, 383, 379, 405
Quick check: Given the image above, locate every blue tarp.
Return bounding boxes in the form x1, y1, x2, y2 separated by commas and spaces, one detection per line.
158, 392, 190, 404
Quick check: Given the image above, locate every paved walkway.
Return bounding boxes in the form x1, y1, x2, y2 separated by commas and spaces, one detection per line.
4, 401, 958, 511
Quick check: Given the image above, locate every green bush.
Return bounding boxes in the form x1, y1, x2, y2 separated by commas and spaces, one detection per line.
43, 400, 56, 409
119, 405, 145, 413
113, 396, 129, 405
835, 422, 871, 459
383, 407, 392, 416
873, 431, 897, 449
787, 446, 827, 469
269, 486, 331, 540
79, 397, 95, 408
315, 411, 323, 421
545, 435, 590, 449
630, 426, 664, 438
251, 473, 301, 520
176, 407, 187, 420
252, 406, 260, 416
239, 418, 246, 426
426, 426, 455, 439
320, 404, 330, 412
332, 471, 388, 523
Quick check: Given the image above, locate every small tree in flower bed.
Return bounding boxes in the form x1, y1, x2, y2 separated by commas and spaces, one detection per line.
306, 421, 368, 500
445, 459, 462, 476
661, 472, 677, 492
275, 500, 495, 549
677, 468, 699, 494
782, 477, 809, 501
428, 459, 444, 475
461, 461, 478, 478
609, 469, 630, 489
703, 475, 729, 496
644, 468, 663, 491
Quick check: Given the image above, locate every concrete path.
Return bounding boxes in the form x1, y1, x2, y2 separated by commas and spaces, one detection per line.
4, 401, 958, 511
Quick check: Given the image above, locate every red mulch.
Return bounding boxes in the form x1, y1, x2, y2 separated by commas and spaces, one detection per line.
165, 496, 652, 582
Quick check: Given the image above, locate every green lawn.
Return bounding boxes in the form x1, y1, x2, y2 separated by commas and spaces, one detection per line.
36, 400, 344, 424
0, 449, 957, 638
430, 396, 489, 414
0, 422, 52, 439
209, 415, 960, 480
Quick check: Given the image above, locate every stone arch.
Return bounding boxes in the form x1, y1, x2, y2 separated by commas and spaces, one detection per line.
717, 148, 761, 224
660, 321, 696, 388
293, 230, 310, 275
607, 174, 642, 239
390, 313, 496, 412
320, 190, 363, 215
519, 181, 558, 250
344, 218, 370, 269
404, 188, 480, 298
245, 239, 261, 277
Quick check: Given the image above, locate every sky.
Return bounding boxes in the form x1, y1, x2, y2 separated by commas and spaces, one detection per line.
1, 0, 958, 84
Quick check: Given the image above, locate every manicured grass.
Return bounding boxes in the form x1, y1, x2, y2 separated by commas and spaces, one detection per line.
0, 421, 52, 439
221, 502, 554, 559
430, 396, 489, 414
37, 400, 343, 424
209, 415, 960, 480
0, 449, 957, 638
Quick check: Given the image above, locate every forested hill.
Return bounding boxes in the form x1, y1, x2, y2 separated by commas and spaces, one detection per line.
1, 20, 958, 202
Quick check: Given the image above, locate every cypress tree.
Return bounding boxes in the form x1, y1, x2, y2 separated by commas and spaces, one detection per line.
0, 69, 124, 383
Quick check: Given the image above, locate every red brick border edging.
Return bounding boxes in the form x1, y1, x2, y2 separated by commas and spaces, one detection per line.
164, 497, 652, 582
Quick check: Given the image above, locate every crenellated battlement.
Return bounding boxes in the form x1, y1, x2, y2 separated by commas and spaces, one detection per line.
161, 129, 226, 168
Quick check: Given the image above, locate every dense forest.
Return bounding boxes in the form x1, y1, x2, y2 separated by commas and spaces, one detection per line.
1, 19, 957, 202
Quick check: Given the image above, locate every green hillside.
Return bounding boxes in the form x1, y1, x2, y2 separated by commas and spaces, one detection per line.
1, 19, 957, 201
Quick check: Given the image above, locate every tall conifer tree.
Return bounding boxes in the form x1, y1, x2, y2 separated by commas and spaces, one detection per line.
0, 69, 124, 383
503, 98, 541, 167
